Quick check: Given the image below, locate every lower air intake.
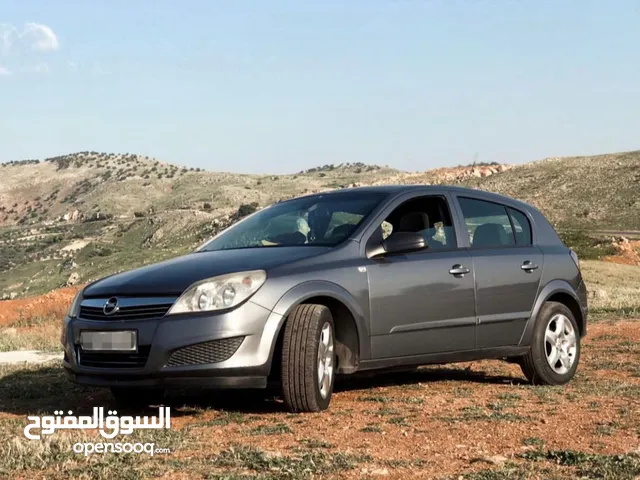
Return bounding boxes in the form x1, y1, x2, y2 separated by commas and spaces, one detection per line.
166, 337, 244, 367
78, 346, 151, 369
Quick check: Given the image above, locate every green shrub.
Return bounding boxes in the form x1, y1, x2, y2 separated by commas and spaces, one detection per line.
558, 230, 616, 260
236, 202, 258, 218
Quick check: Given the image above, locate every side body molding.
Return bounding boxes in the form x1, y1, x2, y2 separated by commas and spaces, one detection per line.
258, 281, 371, 372
518, 279, 583, 346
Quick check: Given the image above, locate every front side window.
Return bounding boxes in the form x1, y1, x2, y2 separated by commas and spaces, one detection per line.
458, 197, 515, 247
200, 192, 388, 251
375, 195, 457, 249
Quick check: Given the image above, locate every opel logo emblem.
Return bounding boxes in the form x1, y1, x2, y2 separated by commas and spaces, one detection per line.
103, 297, 120, 316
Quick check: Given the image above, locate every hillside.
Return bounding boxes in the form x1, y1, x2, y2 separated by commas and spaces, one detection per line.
465, 151, 640, 231
0, 152, 391, 226
0, 150, 638, 298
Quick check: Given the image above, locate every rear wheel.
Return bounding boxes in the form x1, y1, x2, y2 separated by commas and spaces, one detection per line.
281, 304, 336, 412
110, 387, 165, 407
520, 301, 580, 385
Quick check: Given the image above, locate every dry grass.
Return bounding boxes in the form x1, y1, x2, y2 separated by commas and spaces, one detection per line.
0, 286, 79, 327
582, 260, 640, 316
0, 323, 61, 352
0, 287, 78, 352
0, 320, 638, 479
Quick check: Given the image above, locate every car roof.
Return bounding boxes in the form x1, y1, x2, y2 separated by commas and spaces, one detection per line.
292, 184, 535, 212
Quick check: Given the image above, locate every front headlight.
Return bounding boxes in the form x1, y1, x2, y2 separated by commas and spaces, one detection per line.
63, 290, 83, 345
167, 270, 267, 315
67, 290, 83, 318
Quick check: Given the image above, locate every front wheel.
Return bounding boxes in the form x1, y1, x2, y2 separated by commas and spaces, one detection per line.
281, 304, 336, 412
520, 301, 581, 385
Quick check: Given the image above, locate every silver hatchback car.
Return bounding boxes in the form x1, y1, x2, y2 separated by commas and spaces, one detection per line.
63, 186, 588, 411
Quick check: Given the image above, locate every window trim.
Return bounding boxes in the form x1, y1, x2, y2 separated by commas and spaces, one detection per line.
506, 206, 533, 246
505, 207, 518, 245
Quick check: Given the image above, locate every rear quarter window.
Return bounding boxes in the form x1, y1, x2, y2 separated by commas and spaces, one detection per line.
507, 207, 533, 246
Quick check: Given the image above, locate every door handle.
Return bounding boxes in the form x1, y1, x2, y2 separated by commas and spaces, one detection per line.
449, 265, 470, 276
521, 261, 539, 272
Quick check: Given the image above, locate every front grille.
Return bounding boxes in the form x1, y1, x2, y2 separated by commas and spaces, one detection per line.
78, 346, 151, 369
166, 337, 244, 367
79, 304, 173, 321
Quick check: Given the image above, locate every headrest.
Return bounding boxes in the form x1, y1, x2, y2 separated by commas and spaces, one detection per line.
472, 223, 509, 247
397, 212, 429, 232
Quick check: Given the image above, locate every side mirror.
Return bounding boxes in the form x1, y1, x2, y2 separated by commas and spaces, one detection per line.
381, 232, 426, 255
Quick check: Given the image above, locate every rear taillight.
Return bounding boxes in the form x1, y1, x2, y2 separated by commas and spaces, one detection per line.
570, 249, 581, 270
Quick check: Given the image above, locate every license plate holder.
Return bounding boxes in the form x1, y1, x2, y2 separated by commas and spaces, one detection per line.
80, 330, 137, 352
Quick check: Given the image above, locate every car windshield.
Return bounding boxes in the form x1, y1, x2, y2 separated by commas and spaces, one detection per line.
199, 191, 388, 251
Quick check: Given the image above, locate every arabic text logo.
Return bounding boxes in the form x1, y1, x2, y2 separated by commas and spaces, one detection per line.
24, 406, 171, 440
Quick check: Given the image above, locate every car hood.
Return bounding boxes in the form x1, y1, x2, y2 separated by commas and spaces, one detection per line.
83, 247, 331, 297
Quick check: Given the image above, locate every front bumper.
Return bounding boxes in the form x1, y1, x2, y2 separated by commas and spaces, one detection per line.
62, 300, 283, 389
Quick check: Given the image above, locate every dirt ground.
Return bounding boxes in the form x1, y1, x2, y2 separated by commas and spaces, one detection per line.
0, 320, 638, 479
604, 238, 640, 266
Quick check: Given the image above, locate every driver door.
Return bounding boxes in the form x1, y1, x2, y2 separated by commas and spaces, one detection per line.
365, 193, 477, 359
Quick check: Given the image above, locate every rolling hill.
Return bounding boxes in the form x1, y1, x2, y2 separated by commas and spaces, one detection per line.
0, 150, 638, 298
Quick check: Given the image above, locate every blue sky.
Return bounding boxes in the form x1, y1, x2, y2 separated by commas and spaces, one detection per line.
1, 1, 639, 173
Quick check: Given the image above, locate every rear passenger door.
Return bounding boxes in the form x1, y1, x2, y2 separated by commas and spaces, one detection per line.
455, 197, 544, 348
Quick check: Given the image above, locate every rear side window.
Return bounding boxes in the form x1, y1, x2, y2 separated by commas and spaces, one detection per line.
507, 207, 532, 246
458, 197, 515, 247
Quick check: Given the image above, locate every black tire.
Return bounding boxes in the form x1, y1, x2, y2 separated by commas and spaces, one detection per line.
281, 304, 336, 412
520, 301, 581, 385
110, 387, 165, 408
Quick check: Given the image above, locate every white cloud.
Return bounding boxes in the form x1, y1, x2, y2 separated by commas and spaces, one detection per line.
68, 60, 78, 71
23, 22, 59, 51
0, 22, 59, 54
0, 64, 10, 76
